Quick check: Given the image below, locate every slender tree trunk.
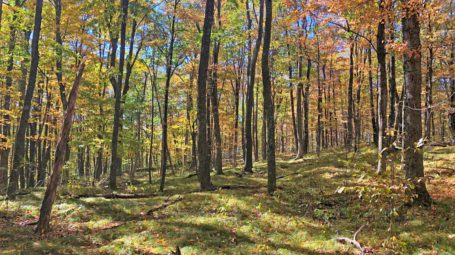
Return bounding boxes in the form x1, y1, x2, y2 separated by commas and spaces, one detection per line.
262, 0, 275, 194
346, 42, 354, 150
211, 0, 223, 175
449, 43, 455, 144
159, 0, 178, 192
287, 43, 298, 152
401, 0, 431, 204
316, 41, 322, 156
424, 17, 434, 140
196, 0, 215, 190
77, 147, 85, 177
303, 59, 311, 154
110, 0, 129, 189
367, 47, 378, 145
296, 56, 305, 158
1, 0, 21, 191
377, 0, 388, 173
244, 0, 264, 173
35, 58, 86, 235
8, 0, 44, 199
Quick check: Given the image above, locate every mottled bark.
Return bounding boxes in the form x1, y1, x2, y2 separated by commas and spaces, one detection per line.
401, 0, 431, 205
196, 0, 215, 190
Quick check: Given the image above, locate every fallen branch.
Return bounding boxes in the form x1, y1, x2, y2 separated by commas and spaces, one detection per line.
74, 193, 156, 199
218, 185, 260, 190
146, 196, 183, 215
336, 224, 366, 255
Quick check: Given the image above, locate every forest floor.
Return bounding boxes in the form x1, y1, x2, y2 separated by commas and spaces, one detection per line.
0, 146, 454, 255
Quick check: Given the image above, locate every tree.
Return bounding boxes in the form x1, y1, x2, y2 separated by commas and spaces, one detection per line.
262, 0, 275, 194
376, 0, 388, 174
8, 0, 44, 199
196, 0, 215, 191
244, 0, 264, 173
35, 58, 87, 234
401, 0, 431, 205
110, 0, 129, 189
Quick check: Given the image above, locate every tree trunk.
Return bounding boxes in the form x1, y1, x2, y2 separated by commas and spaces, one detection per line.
159, 0, 178, 192
110, 0, 129, 189
35, 58, 86, 235
424, 17, 434, 140
296, 56, 305, 158
211, 0, 223, 175
367, 47, 378, 146
1, 0, 21, 192
303, 59, 311, 154
244, 0, 264, 173
262, 0, 276, 194
316, 41, 322, 156
401, 0, 431, 205
196, 0, 215, 190
8, 0, 44, 199
377, 0, 388, 174
346, 42, 354, 150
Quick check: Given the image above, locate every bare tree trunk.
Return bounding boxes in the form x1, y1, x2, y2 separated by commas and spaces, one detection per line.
316, 41, 322, 156
1, 0, 22, 191
196, 0, 215, 190
346, 42, 354, 150
401, 0, 431, 205
8, 0, 44, 199
35, 58, 86, 234
424, 14, 434, 140
296, 56, 305, 158
244, 0, 263, 173
377, 0, 388, 174
303, 59, 311, 154
367, 47, 378, 146
262, 0, 276, 194
159, 0, 178, 192
110, 0, 129, 189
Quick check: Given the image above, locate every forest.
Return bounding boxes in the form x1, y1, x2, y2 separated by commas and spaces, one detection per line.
0, 0, 454, 254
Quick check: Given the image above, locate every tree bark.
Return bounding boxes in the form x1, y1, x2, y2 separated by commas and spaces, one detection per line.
262, 0, 276, 194
346, 42, 354, 150
110, 0, 129, 189
244, 0, 264, 173
401, 0, 431, 205
196, 0, 215, 190
35, 58, 86, 234
8, 0, 44, 199
1, 0, 22, 192
159, 0, 178, 192
377, 0, 388, 174
303, 59, 311, 154
211, 0, 223, 175
367, 47, 378, 146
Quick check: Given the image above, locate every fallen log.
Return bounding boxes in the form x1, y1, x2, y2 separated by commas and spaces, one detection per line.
146, 196, 183, 215
74, 193, 156, 199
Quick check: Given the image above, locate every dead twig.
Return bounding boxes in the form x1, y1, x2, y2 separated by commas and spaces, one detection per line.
74, 193, 156, 199
336, 224, 366, 255
146, 196, 183, 216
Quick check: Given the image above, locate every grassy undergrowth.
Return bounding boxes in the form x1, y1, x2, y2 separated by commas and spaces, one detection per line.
1, 146, 454, 254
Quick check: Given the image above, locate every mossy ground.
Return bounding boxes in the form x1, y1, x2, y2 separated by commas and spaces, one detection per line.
1, 146, 454, 255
